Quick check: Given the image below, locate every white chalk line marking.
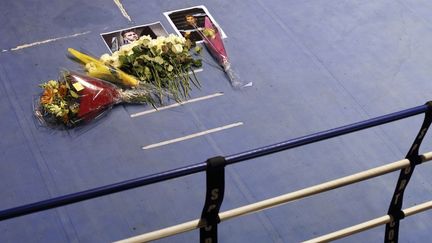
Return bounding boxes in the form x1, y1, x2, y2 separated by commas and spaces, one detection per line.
142, 122, 243, 149
10, 31, 91, 51
131, 92, 224, 118
113, 0, 132, 22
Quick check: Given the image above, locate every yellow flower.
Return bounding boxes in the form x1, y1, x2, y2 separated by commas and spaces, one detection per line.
47, 104, 63, 117
47, 80, 58, 88
203, 28, 216, 39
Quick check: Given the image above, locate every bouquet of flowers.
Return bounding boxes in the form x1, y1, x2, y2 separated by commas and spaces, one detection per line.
34, 71, 159, 128
68, 34, 202, 102
186, 15, 252, 89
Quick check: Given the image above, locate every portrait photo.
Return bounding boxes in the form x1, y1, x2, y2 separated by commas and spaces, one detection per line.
100, 22, 168, 53
164, 5, 227, 43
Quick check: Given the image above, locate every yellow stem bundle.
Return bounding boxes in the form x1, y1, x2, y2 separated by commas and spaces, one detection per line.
68, 48, 139, 87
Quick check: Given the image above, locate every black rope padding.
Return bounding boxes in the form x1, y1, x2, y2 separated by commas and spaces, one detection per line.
200, 156, 226, 243
384, 101, 432, 243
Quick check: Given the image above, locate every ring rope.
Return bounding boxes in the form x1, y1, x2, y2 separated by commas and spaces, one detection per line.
303, 200, 432, 243
115, 152, 432, 243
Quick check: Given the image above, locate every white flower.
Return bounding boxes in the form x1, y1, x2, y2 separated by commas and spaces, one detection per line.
154, 56, 164, 65
120, 43, 131, 52
175, 36, 186, 44
100, 53, 112, 64
138, 37, 150, 47
151, 37, 166, 51
130, 40, 140, 49
141, 54, 152, 61
166, 34, 185, 44
166, 34, 176, 43
112, 59, 121, 68
119, 43, 134, 55
112, 51, 119, 60
85, 62, 97, 72
172, 44, 183, 53
109, 52, 121, 67
139, 35, 152, 42
138, 35, 152, 46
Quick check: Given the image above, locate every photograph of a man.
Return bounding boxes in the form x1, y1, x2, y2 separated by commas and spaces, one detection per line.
164, 6, 226, 43
101, 22, 168, 53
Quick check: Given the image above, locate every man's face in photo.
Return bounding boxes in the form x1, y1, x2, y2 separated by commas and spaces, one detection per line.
124, 31, 139, 43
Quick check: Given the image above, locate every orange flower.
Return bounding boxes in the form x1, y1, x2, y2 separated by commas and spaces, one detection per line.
40, 87, 54, 104
62, 113, 69, 123
58, 84, 67, 98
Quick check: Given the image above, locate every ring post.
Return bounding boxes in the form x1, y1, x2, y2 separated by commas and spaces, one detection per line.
199, 156, 227, 243
385, 101, 432, 243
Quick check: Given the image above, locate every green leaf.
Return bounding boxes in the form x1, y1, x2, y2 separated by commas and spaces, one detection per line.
69, 90, 79, 98
193, 59, 202, 67
194, 46, 202, 54
132, 45, 142, 54
119, 55, 128, 65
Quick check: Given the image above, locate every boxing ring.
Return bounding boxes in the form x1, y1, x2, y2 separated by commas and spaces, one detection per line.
1, 102, 432, 242
3, 1, 432, 242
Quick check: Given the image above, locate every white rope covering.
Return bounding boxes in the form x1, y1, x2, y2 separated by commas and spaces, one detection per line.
115, 152, 432, 243
303, 200, 432, 242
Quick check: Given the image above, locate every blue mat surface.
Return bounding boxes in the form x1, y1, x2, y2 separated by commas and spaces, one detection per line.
1, 1, 432, 242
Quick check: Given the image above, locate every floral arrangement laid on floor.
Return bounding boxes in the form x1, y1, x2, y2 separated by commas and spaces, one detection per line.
68, 34, 202, 101
185, 15, 252, 89
34, 71, 159, 128
34, 33, 204, 128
